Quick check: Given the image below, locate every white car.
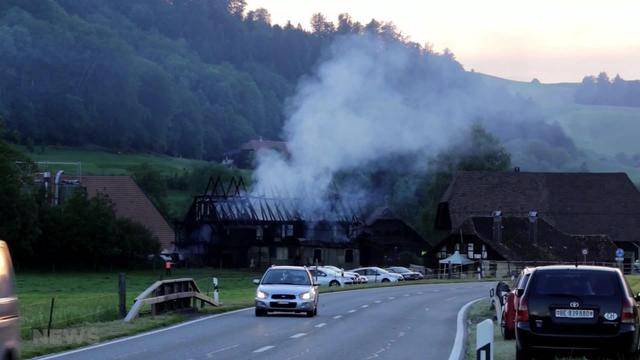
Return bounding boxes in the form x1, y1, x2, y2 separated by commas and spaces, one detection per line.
323, 265, 367, 284
350, 267, 402, 283
308, 267, 355, 287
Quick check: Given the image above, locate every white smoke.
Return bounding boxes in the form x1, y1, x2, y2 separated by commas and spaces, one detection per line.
251, 34, 567, 213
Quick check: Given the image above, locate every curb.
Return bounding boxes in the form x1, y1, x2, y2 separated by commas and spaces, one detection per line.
448, 297, 484, 360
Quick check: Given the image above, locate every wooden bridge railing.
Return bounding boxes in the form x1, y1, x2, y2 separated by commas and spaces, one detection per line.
124, 278, 219, 322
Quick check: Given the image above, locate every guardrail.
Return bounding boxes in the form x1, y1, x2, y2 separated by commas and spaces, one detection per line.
124, 278, 219, 322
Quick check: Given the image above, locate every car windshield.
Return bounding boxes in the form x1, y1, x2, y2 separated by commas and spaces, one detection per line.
374, 268, 389, 273
529, 270, 620, 297
390, 267, 411, 273
262, 269, 311, 285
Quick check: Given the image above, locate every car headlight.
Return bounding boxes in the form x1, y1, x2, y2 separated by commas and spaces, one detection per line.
256, 290, 268, 299
300, 291, 314, 300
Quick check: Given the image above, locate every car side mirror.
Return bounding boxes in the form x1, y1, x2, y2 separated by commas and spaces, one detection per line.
253, 279, 260, 285
516, 288, 524, 297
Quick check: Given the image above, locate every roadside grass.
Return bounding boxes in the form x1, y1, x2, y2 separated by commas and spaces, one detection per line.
18, 269, 491, 358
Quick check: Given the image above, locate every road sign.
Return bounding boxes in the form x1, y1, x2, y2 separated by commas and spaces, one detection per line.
581, 248, 588, 256
616, 248, 625, 258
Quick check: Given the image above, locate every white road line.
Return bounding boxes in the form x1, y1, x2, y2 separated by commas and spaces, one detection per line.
333, 315, 342, 319
315, 323, 327, 328
417, 292, 424, 295
290, 333, 307, 339
404, 294, 410, 297
206, 344, 239, 357
348, 309, 357, 313
374, 300, 382, 304
253, 345, 275, 353
444, 296, 457, 301
448, 298, 483, 360
388, 296, 395, 300
361, 304, 369, 308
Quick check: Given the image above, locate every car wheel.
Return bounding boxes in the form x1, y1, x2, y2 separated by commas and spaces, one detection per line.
255, 308, 267, 317
306, 310, 315, 317
381, 278, 390, 283
329, 280, 340, 287
313, 307, 318, 316
515, 346, 532, 360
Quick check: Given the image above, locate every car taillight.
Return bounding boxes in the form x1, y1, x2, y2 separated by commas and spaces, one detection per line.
622, 297, 635, 324
516, 297, 529, 323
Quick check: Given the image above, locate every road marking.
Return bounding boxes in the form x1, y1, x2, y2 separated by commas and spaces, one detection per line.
404, 294, 410, 297
444, 296, 457, 301
361, 304, 369, 308
333, 315, 342, 319
448, 298, 483, 360
348, 309, 357, 313
374, 300, 382, 304
398, 331, 405, 337
425, 307, 430, 312
253, 346, 275, 353
388, 296, 395, 300
315, 323, 327, 328
417, 292, 424, 295
206, 344, 239, 357
290, 333, 307, 339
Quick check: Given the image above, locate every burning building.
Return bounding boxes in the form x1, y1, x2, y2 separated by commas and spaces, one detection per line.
176, 177, 428, 269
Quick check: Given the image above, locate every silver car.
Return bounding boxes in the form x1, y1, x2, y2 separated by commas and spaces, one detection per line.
253, 266, 319, 317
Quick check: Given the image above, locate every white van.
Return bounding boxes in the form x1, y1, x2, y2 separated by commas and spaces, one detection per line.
0, 241, 19, 359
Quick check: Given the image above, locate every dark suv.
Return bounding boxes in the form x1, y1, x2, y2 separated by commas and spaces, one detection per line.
516, 265, 640, 359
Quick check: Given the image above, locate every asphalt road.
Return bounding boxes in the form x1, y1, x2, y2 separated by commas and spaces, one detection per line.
43, 282, 492, 360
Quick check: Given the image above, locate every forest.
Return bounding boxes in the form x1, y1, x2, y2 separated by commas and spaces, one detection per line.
0, 0, 421, 159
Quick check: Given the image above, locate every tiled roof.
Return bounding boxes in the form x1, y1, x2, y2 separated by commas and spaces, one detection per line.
81, 176, 175, 251
438, 171, 640, 243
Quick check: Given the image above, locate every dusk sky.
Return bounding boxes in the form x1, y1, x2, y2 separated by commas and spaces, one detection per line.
246, 0, 640, 83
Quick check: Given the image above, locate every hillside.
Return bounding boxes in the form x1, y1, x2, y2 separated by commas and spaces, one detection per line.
475, 72, 640, 166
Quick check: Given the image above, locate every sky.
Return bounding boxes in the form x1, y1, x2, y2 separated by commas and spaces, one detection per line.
246, 0, 640, 83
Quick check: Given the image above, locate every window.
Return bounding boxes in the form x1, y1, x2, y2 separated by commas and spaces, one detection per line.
276, 247, 288, 260
482, 245, 487, 259
467, 243, 474, 258
345, 249, 354, 263
438, 247, 448, 259
286, 224, 294, 236
455, 243, 460, 251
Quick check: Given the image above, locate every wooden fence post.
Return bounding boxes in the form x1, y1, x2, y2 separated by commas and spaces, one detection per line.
119, 273, 127, 318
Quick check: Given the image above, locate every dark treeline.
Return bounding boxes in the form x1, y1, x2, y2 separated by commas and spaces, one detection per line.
0, 0, 432, 159
575, 72, 640, 107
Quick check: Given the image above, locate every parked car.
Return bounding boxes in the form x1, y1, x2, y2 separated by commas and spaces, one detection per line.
0, 241, 18, 360
501, 267, 534, 340
308, 267, 355, 287
386, 266, 424, 280
322, 266, 367, 284
515, 265, 640, 360
253, 266, 319, 317
350, 267, 402, 283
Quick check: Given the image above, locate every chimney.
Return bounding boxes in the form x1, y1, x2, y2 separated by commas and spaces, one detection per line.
492, 210, 502, 243
528, 211, 538, 245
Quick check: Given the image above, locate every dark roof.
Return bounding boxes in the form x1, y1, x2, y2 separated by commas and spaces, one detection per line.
365, 207, 398, 225
463, 216, 616, 262
82, 176, 175, 251
437, 171, 640, 243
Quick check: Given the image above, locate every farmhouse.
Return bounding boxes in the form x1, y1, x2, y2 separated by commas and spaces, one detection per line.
176, 177, 428, 269
430, 171, 640, 266
223, 138, 288, 169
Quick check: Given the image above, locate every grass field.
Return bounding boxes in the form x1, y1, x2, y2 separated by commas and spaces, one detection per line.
14, 145, 210, 176
465, 276, 640, 360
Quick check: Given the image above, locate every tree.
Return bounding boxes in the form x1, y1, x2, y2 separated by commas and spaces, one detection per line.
310, 13, 335, 35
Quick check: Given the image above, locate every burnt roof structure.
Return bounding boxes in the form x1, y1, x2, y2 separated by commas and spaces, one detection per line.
183, 176, 362, 226
435, 171, 640, 244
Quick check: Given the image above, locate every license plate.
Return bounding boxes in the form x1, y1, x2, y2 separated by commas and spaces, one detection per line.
555, 309, 594, 318
277, 301, 289, 305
